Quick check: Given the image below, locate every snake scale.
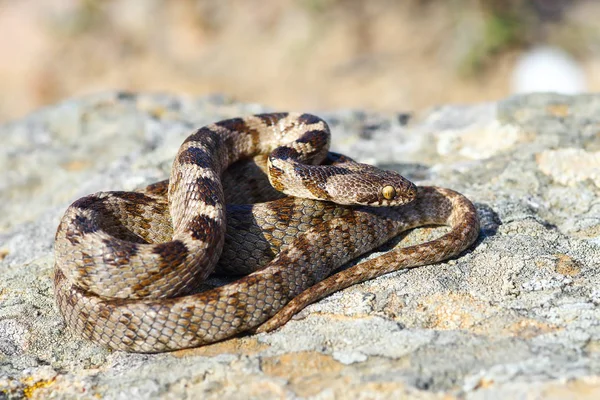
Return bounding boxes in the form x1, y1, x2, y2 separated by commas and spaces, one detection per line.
54, 112, 480, 353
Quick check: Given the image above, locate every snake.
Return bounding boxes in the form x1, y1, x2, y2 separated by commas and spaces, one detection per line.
53, 112, 480, 353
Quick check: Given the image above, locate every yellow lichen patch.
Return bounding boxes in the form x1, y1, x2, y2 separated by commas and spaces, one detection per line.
569, 223, 600, 239
420, 293, 560, 339
136, 97, 174, 119
584, 340, 600, 354
172, 336, 269, 358
336, 381, 450, 400
261, 351, 344, 379
554, 254, 581, 276
261, 351, 346, 397
0, 249, 9, 261
536, 148, 600, 187
546, 104, 570, 117
472, 377, 496, 390
420, 292, 494, 330
149, 107, 169, 119
505, 319, 560, 339
21, 377, 56, 399
60, 160, 92, 171
540, 376, 600, 399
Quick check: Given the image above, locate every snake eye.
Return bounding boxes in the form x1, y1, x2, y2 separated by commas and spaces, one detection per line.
381, 185, 396, 200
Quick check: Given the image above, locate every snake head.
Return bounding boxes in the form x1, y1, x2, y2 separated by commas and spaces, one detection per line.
326, 165, 417, 206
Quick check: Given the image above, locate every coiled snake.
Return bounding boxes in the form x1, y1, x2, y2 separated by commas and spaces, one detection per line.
54, 113, 480, 353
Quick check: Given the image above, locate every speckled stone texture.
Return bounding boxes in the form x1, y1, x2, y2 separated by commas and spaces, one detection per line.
1, 92, 600, 399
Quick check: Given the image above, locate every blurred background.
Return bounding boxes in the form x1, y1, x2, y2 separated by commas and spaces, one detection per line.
1, 0, 599, 123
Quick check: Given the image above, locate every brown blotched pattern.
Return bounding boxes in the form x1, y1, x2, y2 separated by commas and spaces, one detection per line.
54, 113, 479, 353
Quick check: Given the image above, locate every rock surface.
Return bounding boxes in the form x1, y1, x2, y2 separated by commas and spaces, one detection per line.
1, 92, 600, 399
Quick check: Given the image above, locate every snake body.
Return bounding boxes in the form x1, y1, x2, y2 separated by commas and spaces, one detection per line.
54, 113, 479, 353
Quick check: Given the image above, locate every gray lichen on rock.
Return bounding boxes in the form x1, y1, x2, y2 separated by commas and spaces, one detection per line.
1, 92, 599, 398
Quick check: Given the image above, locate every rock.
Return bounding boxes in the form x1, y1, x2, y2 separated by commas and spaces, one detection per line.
1, 92, 599, 399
